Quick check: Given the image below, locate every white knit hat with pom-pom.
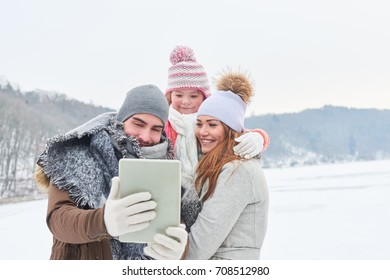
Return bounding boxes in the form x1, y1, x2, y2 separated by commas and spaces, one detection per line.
166, 45, 211, 102
197, 71, 253, 132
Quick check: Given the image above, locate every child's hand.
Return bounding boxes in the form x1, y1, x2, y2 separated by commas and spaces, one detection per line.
234, 132, 264, 159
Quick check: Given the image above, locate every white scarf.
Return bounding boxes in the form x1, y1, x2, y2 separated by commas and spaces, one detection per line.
168, 106, 199, 187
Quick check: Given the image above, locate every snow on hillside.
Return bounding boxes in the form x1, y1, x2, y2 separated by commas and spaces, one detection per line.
0, 75, 20, 91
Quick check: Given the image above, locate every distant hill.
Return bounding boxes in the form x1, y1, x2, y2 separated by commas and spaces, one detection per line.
245, 105, 390, 167
0, 79, 113, 199
0, 80, 113, 133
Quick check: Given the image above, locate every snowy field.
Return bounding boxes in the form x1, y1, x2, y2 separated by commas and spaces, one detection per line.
0, 159, 389, 260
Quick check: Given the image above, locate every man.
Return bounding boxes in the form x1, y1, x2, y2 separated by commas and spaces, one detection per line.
35, 84, 198, 260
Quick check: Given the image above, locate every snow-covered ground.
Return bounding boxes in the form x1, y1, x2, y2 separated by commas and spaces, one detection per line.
0, 159, 389, 260
261, 159, 390, 259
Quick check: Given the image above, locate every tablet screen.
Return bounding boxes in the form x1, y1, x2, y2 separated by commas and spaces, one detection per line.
118, 158, 181, 243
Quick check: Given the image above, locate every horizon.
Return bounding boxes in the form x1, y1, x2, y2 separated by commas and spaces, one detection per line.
2, 76, 388, 118
1, 72, 388, 116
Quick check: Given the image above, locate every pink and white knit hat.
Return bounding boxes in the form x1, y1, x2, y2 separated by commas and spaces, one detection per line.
166, 45, 211, 102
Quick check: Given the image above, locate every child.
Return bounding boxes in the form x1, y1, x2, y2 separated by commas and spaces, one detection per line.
164, 45, 270, 187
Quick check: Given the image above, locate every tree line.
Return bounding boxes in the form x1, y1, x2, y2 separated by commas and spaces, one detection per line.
0, 86, 111, 199
245, 105, 390, 167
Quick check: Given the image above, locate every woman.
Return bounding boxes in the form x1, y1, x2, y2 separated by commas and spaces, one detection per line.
186, 70, 269, 259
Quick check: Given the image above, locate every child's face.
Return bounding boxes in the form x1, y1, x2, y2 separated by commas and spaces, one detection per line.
171, 89, 205, 114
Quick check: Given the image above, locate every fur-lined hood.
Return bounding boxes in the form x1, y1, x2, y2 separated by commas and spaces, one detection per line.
35, 164, 50, 191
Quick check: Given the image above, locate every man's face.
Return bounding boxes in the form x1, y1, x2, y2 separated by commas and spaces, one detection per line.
123, 113, 164, 147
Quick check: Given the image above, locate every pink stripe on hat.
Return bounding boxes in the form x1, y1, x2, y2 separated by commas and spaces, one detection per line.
166, 45, 211, 101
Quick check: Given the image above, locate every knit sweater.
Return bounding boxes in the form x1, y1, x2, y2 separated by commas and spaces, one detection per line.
186, 159, 269, 260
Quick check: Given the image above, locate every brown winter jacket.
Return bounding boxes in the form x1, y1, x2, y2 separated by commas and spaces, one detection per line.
46, 183, 113, 260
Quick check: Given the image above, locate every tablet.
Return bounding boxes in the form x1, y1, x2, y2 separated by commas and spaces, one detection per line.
118, 158, 181, 243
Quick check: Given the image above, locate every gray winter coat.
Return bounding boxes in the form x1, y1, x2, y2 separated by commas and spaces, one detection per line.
186, 159, 269, 260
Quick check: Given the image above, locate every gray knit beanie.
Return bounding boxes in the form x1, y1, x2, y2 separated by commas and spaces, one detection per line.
116, 84, 169, 125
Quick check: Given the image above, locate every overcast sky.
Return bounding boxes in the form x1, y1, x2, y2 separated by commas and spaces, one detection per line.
1, 0, 389, 115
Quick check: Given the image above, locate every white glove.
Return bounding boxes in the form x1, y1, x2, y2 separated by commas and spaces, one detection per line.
234, 132, 264, 159
143, 224, 188, 260
104, 177, 157, 237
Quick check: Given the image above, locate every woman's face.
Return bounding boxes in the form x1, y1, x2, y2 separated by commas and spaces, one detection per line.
171, 89, 205, 114
195, 116, 225, 154
122, 113, 164, 147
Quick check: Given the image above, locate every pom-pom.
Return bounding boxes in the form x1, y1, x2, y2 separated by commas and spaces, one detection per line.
215, 69, 253, 104
170, 45, 197, 65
